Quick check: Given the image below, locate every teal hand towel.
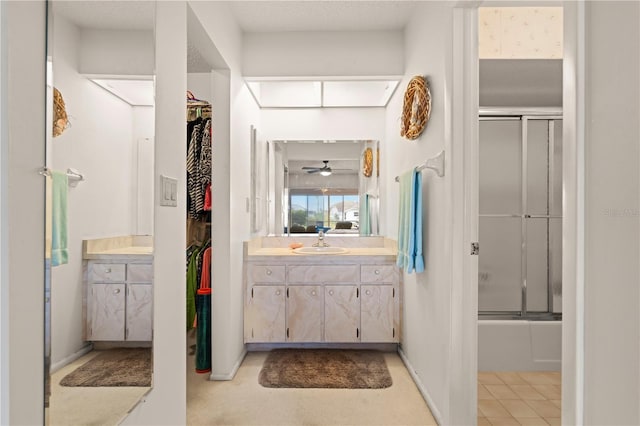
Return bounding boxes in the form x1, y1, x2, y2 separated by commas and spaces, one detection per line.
51, 170, 68, 266
396, 169, 424, 274
361, 194, 371, 235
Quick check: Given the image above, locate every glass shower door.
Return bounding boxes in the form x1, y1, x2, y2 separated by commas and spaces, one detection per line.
478, 116, 562, 317
478, 119, 523, 313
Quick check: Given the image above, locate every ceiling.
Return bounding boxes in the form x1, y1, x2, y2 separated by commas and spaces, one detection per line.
52, 1, 156, 30
228, 1, 418, 32
52, 1, 417, 33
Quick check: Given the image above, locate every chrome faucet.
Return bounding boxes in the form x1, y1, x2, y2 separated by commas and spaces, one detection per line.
313, 230, 329, 247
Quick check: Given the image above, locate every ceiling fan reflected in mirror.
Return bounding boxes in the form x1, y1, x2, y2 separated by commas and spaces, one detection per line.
302, 160, 333, 176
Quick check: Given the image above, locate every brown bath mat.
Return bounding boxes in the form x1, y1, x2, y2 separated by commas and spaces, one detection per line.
60, 348, 152, 387
258, 349, 392, 389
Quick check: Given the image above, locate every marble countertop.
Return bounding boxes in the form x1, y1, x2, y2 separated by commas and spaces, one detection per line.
246, 246, 396, 263
83, 236, 153, 261
249, 247, 395, 256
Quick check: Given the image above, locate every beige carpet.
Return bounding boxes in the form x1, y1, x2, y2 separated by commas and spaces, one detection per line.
60, 348, 152, 387
258, 349, 392, 389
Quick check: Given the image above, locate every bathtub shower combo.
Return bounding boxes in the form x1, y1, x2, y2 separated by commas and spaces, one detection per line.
478, 108, 562, 371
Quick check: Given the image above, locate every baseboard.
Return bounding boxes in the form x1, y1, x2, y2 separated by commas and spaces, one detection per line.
398, 347, 443, 425
209, 348, 247, 381
246, 342, 398, 352
50, 343, 93, 374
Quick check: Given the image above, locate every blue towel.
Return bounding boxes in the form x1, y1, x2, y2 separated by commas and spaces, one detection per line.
397, 169, 424, 274
51, 171, 68, 266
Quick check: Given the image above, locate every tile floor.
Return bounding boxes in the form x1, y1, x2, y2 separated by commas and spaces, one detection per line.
478, 371, 561, 426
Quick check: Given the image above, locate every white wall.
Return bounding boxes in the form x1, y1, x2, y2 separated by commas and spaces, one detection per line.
0, 1, 7, 423
79, 28, 154, 76
243, 31, 404, 77
187, 1, 261, 380
582, 2, 639, 424
3, 1, 46, 424
50, 14, 139, 367
132, 106, 155, 236
123, 1, 259, 421
261, 108, 385, 142
383, 3, 454, 423
121, 2, 187, 424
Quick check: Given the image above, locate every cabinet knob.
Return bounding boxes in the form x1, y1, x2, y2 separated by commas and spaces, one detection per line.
366, 290, 371, 295
275, 290, 281, 296
329, 290, 334, 296
266, 269, 272, 275
114, 288, 121, 294
105, 268, 112, 273
311, 291, 316, 296
374, 270, 380, 275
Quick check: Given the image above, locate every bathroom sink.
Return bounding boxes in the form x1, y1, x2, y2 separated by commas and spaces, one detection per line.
293, 247, 349, 255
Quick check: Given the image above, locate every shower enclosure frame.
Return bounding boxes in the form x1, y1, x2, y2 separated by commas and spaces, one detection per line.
479, 107, 562, 321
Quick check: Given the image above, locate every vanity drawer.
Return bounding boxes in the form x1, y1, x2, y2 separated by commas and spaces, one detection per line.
127, 263, 153, 282
361, 265, 396, 283
248, 265, 285, 283
288, 265, 360, 283
89, 263, 126, 282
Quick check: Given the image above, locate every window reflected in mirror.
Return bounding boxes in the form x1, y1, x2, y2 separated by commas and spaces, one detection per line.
255, 140, 379, 236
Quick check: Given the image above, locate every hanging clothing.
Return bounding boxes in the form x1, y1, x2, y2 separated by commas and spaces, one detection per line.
186, 116, 212, 219
186, 246, 201, 330
199, 247, 212, 290
200, 119, 212, 189
187, 121, 204, 219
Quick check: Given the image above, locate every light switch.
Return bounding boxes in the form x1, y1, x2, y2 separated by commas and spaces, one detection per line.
160, 175, 178, 207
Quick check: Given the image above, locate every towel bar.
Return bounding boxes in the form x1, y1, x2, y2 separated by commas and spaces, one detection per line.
394, 150, 445, 181
39, 167, 84, 186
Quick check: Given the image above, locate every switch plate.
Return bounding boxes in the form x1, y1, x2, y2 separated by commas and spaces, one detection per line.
160, 175, 177, 207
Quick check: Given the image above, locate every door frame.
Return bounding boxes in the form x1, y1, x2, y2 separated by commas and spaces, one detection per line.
454, 2, 585, 425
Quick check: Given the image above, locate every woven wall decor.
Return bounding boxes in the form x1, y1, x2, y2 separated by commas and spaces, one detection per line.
362, 147, 373, 177
400, 76, 431, 140
53, 87, 70, 137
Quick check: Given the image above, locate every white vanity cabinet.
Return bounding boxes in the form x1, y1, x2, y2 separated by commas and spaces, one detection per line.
286, 285, 323, 341
86, 260, 153, 342
325, 285, 360, 342
244, 255, 400, 345
360, 265, 396, 342
245, 265, 286, 342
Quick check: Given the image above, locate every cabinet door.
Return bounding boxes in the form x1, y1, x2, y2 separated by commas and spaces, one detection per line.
126, 283, 153, 341
89, 283, 125, 341
246, 285, 286, 342
325, 285, 360, 342
361, 285, 395, 342
287, 286, 323, 342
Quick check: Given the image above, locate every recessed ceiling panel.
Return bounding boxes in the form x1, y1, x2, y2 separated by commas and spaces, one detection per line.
323, 80, 399, 107
90, 78, 154, 106
247, 80, 399, 108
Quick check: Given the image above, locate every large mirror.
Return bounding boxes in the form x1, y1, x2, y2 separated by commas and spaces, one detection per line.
45, 1, 155, 425
253, 139, 380, 236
